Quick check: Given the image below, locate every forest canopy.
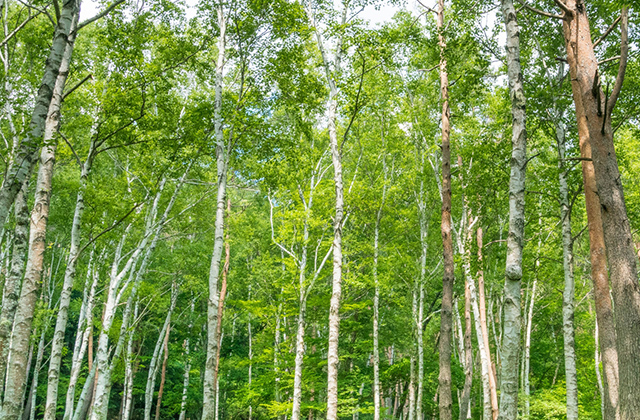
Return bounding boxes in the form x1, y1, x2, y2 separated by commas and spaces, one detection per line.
0, 0, 638, 419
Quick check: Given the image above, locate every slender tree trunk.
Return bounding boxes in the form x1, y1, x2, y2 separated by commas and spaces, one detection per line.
459, 277, 473, 420
1, 61, 65, 419
121, 301, 138, 420
0, 0, 79, 227
154, 311, 171, 420
203, 5, 228, 419
305, 3, 347, 418
144, 284, 178, 420
436, 2, 453, 419
560, 4, 640, 417
64, 253, 98, 420
477, 228, 499, 420
498, 1, 527, 418
42, 19, 84, 419
248, 286, 253, 420
0, 181, 28, 395
556, 118, 578, 420
26, 319, 48, 420
179, 298, 195, 420
523, 280, 536, 419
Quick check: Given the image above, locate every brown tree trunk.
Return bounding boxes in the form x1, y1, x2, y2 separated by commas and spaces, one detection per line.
154, 323, 171, 420
560, 3, 638, 418
436, 1, 453, 419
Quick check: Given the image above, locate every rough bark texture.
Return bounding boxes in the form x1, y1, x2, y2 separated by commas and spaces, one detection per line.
42, 18, 82, 420
437, 1, 453, 419
1, 77, 62, 420
202, 5, 228, 419
0, 0, 79, 228
560, 3, 640, 418
498, 1, 527, 419
0, 181, 28, 395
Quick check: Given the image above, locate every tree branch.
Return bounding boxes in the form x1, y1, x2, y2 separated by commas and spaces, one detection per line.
607, 7, 628, 114
516, 0, 562, 19
62, 73, 93, 99
553, 0, 573, 16
593, 13, 622, 48
0, 10, 42, 47
76, 0, 126, 30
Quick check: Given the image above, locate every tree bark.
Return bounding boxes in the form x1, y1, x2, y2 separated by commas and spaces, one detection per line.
560, 5, 621, 418
436, 1, 453, 419
0, 0, 79, 228
498, 1, 527, 418
179, 298, 196, 420
0, 181, 28, 396
1, 58, 65, 419
154, 307, 171, 420
144, 282, 178, 420
42, 17, 84, 419
64, 252, 98, 420
202, 5, 228, 418
459, 271, 473, 420
556, 116, 578, 420
121, 300, 138, 420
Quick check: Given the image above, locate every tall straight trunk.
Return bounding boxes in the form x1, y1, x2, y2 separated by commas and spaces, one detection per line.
18, 344, 33, 420
459, 277, 473, 420
416, 179, 427, 420
121, 300, 138, 420
179, 298, 196, 420
202, 5, 228, 419
522, 280, 536, 418
408, 356, 416, 420
212, 199, 230, 417
64, 253, 98, 420
154, 311, 171, 420
560, 4, 640, 417
305, 3, 348, 418
436, 1, 453, 419
476, 228, 498, 420
25, 324, 46, 420
556, 118, 578, 420
0, 181, 28, 395
498, 1, 527, 418
1, 58, 66, 419
42, 18, 84, 419
248, 286, 253, 420
373, 150, 389, 420
144, 284, 178, 420
559, 5, 621, 418
0, 0, 79, 227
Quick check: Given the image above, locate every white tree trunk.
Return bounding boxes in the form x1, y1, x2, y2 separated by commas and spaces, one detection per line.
202, 5, 228, 418
523, 279, 536, 419
557, 118, 578, 420
305, 3, 347, 417
144, 283, 178, 420
178, 297, 195, 420
498, 0, 527, 417
63, 251, 98, 420
0, 181, 28, 396
121, 299, 138, 420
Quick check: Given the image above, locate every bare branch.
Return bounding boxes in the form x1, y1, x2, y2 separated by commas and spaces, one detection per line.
593, 13, 622, 48
62, 73, 93, 99
516, 0, 562, 19
0, 11, 42, 47
608, 7, 628, 113
76, 0, 126, 30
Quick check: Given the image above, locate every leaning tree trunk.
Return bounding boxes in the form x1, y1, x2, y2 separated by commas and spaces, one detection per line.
1, 77, 64, 420
556, 117, 578, 420
437, 1, 454, 419
202, 4, 228, 419
560, 4, 640, 417
0, 0, 79, 228
42, 17, 84, 419
498, 0, 527, 418
0, 181, 29, 396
